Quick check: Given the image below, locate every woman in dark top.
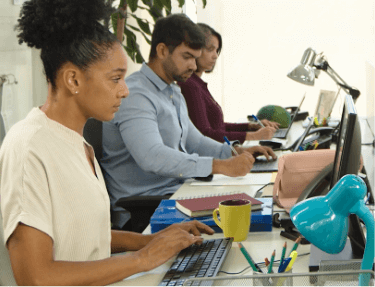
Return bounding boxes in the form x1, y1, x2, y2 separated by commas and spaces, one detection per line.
179, 23, 279, 144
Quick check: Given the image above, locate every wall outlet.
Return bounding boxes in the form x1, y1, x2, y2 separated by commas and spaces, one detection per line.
13, 0, 27, 5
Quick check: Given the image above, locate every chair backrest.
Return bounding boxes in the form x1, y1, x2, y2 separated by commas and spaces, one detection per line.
83, 118, 103, 160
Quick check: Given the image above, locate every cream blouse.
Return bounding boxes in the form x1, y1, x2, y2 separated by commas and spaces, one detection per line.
0, 108, 111, 285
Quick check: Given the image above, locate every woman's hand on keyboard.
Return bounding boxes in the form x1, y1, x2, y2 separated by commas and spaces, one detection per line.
136, 222, 213, 271
166, 220, 215, 237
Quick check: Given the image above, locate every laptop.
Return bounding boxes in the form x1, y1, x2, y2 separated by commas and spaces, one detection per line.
273, 94, 305, 139
251, 117, 313, 173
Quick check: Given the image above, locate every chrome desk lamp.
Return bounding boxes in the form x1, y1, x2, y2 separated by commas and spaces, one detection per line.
287, 47, 360, 102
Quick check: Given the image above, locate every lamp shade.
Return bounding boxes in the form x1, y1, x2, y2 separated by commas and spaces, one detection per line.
287, 64, 315, 86
290, 174, 374, 286
287, 47, 317, 86
290, 174, 366, 252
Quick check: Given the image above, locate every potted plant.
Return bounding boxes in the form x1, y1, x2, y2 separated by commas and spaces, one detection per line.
106, 0, 207, 63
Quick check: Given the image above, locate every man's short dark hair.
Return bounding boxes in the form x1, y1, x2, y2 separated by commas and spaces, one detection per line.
149, 13, 206, 60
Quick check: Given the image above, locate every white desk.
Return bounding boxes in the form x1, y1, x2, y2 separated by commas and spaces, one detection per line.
114, 120, 375, 286
113, 119, 374, 286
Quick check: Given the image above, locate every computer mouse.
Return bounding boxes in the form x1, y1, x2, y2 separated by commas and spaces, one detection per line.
259, 140, 282, 149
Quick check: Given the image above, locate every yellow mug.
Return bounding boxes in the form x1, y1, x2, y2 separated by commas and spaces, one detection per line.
212, 199, 251, 242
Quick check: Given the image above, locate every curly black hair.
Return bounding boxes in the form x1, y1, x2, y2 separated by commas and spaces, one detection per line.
149, 13, 206, 60
16, 0, 119, 90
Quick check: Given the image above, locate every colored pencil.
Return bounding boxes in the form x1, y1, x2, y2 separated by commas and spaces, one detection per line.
238, 243, 262, 272
267, 250, 276, 273
288, 236, 301, 256
280, 241, 287, 264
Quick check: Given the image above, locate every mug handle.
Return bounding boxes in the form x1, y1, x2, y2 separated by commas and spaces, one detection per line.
213, 208, 222, 229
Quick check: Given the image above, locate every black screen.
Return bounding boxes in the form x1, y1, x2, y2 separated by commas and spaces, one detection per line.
330, 94, 365, 258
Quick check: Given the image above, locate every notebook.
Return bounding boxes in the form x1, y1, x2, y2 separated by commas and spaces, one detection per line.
175, 193, 263, 217
273, 94, 305, 139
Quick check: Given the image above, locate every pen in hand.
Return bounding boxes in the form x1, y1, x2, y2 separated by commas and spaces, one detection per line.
224, 136, 239, 156
251, 115, 265, 128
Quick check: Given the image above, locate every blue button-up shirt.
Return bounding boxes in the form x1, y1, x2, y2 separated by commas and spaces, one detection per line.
101, 63, 232, 227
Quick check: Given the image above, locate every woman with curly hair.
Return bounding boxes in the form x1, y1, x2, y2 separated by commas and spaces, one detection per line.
0, 0, 213, 285
178, 23, 280, 144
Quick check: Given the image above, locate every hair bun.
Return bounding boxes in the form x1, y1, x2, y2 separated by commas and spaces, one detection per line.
16, 0, 114, 49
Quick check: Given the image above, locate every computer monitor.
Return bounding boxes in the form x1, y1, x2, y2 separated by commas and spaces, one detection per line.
329, 94, 365, 258
307, 94, 367, 272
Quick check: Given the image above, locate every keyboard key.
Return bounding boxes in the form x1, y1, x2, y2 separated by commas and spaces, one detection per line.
159, 238, 233, 286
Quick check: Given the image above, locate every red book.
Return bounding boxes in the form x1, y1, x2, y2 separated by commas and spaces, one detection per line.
176, 193, 263, 217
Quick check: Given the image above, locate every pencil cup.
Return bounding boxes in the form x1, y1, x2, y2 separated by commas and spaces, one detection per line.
212, 199, 251, 242
254, 265, 293, 286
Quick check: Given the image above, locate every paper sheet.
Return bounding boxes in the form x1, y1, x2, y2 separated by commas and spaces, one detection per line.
191, 173, 272, 186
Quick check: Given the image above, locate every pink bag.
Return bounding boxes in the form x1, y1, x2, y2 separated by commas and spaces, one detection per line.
273, 149, 336, 213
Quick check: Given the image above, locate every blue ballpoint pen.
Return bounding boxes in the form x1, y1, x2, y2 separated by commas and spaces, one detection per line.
251, 114, 265, 128
223, 136, 239, 156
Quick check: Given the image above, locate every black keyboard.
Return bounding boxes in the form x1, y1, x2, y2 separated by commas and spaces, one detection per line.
159, 238, 233, 286
251, 158, 279, 173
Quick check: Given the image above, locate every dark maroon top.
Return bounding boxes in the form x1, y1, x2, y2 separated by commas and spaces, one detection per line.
178, 73, 248, 143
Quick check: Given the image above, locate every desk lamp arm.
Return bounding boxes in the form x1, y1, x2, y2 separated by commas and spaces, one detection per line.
314, 61, 360, 101
352, 201, 374, 286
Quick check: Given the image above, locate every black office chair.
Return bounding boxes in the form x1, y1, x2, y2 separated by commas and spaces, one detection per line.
83, 118, 170, 233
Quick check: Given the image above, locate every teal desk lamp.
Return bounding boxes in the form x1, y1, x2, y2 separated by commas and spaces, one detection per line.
290, 174, 374, 286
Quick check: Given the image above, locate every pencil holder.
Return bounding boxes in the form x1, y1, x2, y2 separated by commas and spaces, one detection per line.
253, 263, 293, 286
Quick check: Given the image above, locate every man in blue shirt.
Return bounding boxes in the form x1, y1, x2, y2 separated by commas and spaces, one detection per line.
101, 14, 275, 229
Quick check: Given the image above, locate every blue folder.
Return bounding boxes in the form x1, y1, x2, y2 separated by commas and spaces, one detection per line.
150, 198, 273, 233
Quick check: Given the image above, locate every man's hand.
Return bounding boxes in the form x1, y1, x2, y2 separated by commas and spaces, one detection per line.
212, 152, 255, 177
244, 146, 277, 161
136, 221, 214, 272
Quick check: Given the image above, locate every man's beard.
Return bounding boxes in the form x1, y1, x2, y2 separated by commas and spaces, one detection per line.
163, 57, 193, 83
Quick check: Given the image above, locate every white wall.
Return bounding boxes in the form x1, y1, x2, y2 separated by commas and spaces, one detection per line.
197, 0, 375, 122
3, 0, 374, 129
0, 0, 34, 128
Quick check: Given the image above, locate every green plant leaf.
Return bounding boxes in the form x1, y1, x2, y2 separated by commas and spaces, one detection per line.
128, 24, 152, 45
141, 0, 152, 7
136, 51, 144, 63
177, 0, 184, 7
201, 0, 207, 8
136, 18, 151, 35
127, 24, 141, 32
160, 0, 171, 12
124, 27, 137, 42
123, 44, 136, 61
129, 14, 152, 35
147, 5, 164, 22
127, 0, 139, 12
153, 0, 163, 10
111, 13, 118, 36
140, 31, 152, 45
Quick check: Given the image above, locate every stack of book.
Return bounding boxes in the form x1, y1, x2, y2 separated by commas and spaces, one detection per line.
150, 193, 273, 233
